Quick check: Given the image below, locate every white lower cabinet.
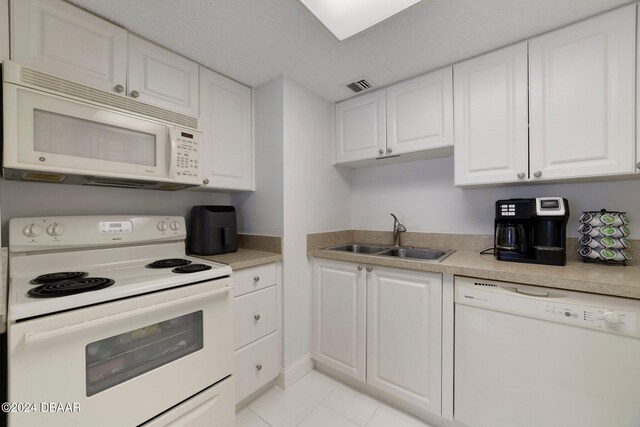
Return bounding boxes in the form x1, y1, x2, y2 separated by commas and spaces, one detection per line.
232, 262, 280, 404
312, 259, 442, 416
367, 266, 442, 413
312, 258, 366, 381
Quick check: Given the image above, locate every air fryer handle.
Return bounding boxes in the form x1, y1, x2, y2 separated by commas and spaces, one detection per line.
222, 227, 231, 248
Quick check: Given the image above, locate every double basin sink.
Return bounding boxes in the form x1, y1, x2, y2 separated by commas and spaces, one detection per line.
325, 243, 455, 263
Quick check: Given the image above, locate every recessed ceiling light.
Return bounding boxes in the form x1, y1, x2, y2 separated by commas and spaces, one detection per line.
299, 0, 422, 41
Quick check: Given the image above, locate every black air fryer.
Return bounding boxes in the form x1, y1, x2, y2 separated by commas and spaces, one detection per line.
189, 206, 238, 255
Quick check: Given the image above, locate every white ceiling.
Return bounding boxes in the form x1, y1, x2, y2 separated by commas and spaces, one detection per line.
68, 0, 633, 102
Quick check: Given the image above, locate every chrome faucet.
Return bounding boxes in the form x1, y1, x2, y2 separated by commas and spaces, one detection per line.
390, 213, 407, 247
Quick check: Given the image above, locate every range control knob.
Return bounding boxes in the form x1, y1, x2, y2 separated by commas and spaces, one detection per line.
23, 223, 43, 238
603, 312, 621, 326
46, 223, 64, 236
169, 221, 180, 231
157, 221, 168, 232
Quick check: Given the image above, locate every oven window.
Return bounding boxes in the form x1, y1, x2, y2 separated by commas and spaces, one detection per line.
85, 311, 203, 396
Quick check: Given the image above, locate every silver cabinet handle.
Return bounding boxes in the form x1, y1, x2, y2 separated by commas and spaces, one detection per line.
203, 178, 210, 185
366, 266, 372, 272
517, 172, 525, 179
254, 314, 261, 321
636, 162, 640, 169
378, 149, 384, 155
357, 265, 363, 271
130, 90, 140, 98
254, 276, 260, 282
533, 170, 542, 178
387, 147, 392, 154
114, 84, 125, 93
256, 364, 263, 371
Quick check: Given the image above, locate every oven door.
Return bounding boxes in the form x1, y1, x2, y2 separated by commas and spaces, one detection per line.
4, 83, 172, 181
8, 278, 233, 427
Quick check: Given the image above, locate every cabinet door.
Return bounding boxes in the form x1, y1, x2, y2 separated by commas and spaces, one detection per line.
454, 42, 529, 186
387, 67, 453, 156
367, 266, 442, 414
11, 0, 127, 94
336, 90, 386, 164
128, 34, 199, 117
199, 66, 253, 190
312, 259, 366, 382
529, 4, 636, 181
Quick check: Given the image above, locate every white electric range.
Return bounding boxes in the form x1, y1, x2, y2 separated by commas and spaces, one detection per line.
6, 215, 235, 426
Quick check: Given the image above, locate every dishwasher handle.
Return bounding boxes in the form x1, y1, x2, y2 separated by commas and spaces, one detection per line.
515, 287, 550, 298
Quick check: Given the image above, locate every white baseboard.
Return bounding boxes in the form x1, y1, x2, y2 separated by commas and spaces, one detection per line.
276, 354, 314, 389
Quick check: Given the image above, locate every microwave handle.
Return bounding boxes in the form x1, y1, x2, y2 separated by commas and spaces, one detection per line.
24, 285, 231, 345
168, 126, 177, 179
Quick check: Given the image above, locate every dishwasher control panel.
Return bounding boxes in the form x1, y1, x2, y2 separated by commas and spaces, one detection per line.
455, 277, 640, 337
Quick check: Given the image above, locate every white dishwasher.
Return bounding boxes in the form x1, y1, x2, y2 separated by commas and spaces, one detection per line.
454, 276, 640, 427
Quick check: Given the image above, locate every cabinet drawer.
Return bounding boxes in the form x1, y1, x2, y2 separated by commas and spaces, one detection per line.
234, 332, 279, 403
233, 263, 276, 297
235, 286, 277, 349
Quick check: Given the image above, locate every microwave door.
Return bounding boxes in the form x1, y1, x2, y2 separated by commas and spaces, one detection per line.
7, 85, 170, 181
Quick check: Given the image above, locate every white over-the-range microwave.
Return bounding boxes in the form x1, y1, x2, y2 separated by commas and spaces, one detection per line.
2, 60, 201, 190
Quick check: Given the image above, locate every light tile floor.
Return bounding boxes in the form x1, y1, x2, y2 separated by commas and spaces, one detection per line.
237, 370, 433, 427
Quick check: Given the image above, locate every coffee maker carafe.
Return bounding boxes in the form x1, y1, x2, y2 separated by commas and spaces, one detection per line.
494, 197, 569, 266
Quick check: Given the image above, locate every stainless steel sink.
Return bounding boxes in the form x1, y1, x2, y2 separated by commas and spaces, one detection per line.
378, 247, 455, 262
324, 243, 455, 263
326, 244, 390, 254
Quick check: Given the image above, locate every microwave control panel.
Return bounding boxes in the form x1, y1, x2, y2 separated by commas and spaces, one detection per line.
175, 131, 200, 184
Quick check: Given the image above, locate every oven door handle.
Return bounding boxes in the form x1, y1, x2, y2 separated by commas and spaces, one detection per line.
24, 285, 232, 345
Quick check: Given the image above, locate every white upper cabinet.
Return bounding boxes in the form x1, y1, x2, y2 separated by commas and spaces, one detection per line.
336, 68, 454, 167
312, 259, 366, 382
10, 0, 127, 94
387, 68, 453, 156
336, 90, 386, 164
454, 43, 529, 186
198, 66, 253, 191
529, 4, 636, 181
367, 266, 442, 415
127, 34, 199, 117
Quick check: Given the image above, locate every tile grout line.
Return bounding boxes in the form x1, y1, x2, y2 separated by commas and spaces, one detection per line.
322, 404, 364, 426
247, 407, 273, 427
364, 405, 382, 427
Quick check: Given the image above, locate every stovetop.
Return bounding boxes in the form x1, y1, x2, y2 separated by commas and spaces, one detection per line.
8, 215, 233, 321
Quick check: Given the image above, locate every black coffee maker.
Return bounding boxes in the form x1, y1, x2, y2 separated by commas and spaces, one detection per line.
494, 197, 570, 266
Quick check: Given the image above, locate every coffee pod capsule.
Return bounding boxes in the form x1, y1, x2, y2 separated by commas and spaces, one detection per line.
599, 248, 627, 262
622, 250, 632, 260
579, 212, 594, 225
601, 213, 626, 227
620, 213, 630, 225
579, 224, 600, 238
579, 246, 600, 259
600, 237, 630, 249
600, 226, 630, 238
579, 235, 600, 249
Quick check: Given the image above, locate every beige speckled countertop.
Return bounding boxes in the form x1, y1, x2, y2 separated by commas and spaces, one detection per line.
194, 248, 282, 270
308, 231, 640, 300
192, 234, 283, 270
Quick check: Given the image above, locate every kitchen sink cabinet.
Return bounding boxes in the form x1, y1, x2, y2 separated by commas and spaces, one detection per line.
312, 258, 366, 381
127, 34, 199, 117
335, 67, 453, 167
312, 259, 442, 416
10, 0, 128, 94
455, 4, 637, 186
198, 65, 253, 191
367, 266, 442, 414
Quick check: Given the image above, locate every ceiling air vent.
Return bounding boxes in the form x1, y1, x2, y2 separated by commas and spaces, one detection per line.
346, 78, 374, 93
